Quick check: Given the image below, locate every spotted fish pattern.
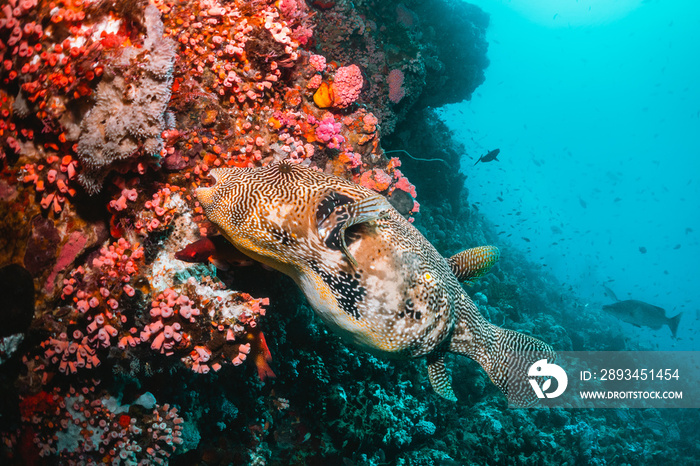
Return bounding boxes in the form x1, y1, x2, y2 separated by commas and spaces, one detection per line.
196, 161, 554, 405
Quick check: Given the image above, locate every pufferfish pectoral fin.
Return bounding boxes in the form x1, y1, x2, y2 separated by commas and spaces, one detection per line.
447, 245, 500, 282
427, 352, 457, 402
317, 193, 392, 267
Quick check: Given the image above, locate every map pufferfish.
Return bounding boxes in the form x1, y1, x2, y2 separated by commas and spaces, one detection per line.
196, 161, 554, 405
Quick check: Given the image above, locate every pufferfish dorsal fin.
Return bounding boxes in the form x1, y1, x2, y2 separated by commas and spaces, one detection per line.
316, 192, 392, 267
448, 245, 500, 282
427, 352, 457, 402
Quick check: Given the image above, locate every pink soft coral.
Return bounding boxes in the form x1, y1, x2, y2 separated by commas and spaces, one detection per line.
332, 64, 363, 108
315, 115, 345, 149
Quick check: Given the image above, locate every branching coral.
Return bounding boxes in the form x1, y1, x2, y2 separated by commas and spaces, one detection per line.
139, 276, 272, 378
326, 380, 431, 450
41, 238, 145, 374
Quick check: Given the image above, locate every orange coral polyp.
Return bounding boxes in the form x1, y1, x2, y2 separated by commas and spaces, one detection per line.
313, 82, 333, 108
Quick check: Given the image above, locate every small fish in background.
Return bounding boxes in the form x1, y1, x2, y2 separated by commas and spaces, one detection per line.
602, 283, 619, 302
473, 148, 500, 166
602, 299, 683, 338
639, 246, 647, 254
579, 198, 587, 208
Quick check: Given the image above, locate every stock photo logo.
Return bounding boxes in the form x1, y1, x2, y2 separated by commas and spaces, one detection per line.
528, 359, 569, 399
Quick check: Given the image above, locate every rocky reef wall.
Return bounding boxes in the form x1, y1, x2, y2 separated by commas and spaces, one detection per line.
0, 1, 694, 465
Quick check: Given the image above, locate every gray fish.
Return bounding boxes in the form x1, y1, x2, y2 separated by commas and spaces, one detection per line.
474, 148, 500, 166
602, 299, 682, 337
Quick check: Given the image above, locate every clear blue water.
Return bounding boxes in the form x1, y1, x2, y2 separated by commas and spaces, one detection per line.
439, 0, 699, 349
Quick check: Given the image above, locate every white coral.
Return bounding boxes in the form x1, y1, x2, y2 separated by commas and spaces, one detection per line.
77, 4, 176, 194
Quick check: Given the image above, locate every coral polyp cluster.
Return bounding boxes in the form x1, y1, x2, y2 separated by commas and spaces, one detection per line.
152, 0, 412, 200
0, 0, 530, 464
20, 153, 78, 213
16, 384, 184, 464
134, 275, 272, 378
38, 237, 143, 374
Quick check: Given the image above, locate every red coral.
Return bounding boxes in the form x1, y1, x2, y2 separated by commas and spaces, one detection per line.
40, 238, 145, 373
13, 385, 184, 463
19, 390, 60, 421
360, 168, 393, 193
21, 154, 79, 214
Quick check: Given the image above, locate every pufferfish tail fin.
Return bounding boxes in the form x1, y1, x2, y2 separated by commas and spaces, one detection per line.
449, 303, 555, 406
448, 246, 500, 282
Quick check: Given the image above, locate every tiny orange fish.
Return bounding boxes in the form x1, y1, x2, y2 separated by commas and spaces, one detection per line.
175, 236, 255, 270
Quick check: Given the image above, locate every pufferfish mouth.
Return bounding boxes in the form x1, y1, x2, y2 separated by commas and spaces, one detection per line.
194, 169, 222, 208
200, 169, 219, 188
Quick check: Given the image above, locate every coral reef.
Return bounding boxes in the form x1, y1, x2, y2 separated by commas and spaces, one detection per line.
310, 0, 489, 135
16, 384, 186, 463
0, 0, 696, 465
